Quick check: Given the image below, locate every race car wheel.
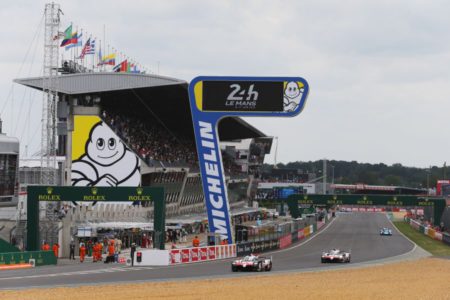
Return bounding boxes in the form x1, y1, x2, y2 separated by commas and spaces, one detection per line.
257, 262, 263, 272
265, 262, 272, 271
346, 255, 351, 263
321, 258, 326, 263
232, 266, 238, 272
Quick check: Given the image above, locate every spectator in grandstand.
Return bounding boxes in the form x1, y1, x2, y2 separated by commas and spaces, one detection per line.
102, 109, 197, 167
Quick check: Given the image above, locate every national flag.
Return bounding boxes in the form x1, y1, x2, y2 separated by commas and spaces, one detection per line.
130, 64, 141, 73
120, 60, 128, 72
78, 38, 96, 59
65, 32, 82, 50
101, 53, 116, 65
112, 62, 121, 72
113, 59, 127, 72
59, 25, 73, 46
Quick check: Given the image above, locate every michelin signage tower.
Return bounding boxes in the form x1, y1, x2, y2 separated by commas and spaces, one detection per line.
189, 76, 310, 243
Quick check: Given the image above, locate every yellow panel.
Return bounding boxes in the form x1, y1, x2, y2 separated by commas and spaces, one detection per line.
284, 81, 304, 89
194, 81, 203, 111
71, 115, 102, 161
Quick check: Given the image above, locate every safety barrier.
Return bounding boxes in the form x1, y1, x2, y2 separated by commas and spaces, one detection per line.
0, 250, 56, 266
279, 234, 292, 249
407, 218, 446, 243
170, 244, 237, 265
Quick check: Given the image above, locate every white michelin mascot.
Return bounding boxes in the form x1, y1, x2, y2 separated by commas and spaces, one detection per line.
71, 122, 140, 186
283, 81, 304, 112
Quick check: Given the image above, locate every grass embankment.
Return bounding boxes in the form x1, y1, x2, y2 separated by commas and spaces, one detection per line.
393, 221, 450, 257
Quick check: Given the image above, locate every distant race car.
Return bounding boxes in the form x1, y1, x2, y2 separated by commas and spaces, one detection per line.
321, 249, 351, 263
231, 254, 272, 272
380, 228, 393, 236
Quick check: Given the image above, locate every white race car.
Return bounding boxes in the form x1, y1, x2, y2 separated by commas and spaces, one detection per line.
321, 249, 351, 263
231, 254, 272, 272
380, 228, 393, 236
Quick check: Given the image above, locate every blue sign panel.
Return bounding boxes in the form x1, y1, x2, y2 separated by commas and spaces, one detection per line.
188, 76, 309, 243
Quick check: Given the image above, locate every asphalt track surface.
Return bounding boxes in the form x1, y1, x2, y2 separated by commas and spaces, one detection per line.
0, 213, 414, 289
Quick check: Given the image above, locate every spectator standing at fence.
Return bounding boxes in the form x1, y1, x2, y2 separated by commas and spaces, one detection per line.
192, 236, 200, 247
180, 229, 187, 243
130, 243, 136, 266
69, 239, 75, 260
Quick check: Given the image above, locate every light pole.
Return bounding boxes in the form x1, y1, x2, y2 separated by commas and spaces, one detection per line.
323, 159, 327, 194
426, 168, 431, 196
331, 165, 335, 184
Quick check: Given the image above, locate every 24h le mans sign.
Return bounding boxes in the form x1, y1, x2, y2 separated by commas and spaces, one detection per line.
189, 76, 310, 243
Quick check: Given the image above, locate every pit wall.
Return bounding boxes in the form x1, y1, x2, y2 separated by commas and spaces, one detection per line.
406, 218, 450, 246
165, 214, 331, 265
235, 213, 331, 256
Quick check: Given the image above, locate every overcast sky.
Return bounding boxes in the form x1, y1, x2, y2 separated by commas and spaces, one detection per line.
1, 0, 449, 168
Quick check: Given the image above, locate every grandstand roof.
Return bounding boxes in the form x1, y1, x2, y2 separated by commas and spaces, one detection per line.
14, 72, 267, 141
14, 72, 186, 95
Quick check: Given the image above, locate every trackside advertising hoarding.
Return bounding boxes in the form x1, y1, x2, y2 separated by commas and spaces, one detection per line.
189, 76, 310, 243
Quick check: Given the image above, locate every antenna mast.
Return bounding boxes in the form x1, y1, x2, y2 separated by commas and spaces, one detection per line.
41, 2, 61, 185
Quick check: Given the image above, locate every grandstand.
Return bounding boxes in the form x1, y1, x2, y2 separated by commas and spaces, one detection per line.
15, 70, 272, 239
0, 131, 20, 245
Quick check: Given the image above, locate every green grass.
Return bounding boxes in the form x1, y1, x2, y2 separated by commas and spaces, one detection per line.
393, 221, 450, 257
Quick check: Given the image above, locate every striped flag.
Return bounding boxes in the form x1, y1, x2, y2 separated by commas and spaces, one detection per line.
78, 38, 95, 59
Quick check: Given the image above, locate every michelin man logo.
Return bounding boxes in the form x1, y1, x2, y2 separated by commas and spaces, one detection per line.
283, 81, 304, 112
71, 121, 140, 187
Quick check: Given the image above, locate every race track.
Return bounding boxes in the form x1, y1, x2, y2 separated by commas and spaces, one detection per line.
0, 213, 414, 289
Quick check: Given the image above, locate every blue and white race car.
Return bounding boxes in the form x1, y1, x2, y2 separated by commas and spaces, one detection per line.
380, 228, 393, 236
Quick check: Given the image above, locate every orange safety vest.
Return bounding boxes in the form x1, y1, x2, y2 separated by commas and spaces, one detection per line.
52, 244, 59, 257
192, 239, 199, 247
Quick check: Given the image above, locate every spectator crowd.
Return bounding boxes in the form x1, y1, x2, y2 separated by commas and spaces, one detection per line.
102, 110, 197, 167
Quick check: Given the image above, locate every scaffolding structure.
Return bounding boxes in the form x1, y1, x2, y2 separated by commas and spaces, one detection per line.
41, 2, 61, 185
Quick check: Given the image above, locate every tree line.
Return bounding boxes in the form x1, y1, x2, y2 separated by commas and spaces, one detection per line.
264, 160, 448, 189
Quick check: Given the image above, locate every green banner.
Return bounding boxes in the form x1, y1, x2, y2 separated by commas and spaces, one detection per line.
30, 186, 162, 202
286, 194, 446, 226
27, 186, 165, 252
0, 251, 56, 266
290, 194, 442, 207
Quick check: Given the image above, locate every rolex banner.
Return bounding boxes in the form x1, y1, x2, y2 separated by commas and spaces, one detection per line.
29, 186, 163, 203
